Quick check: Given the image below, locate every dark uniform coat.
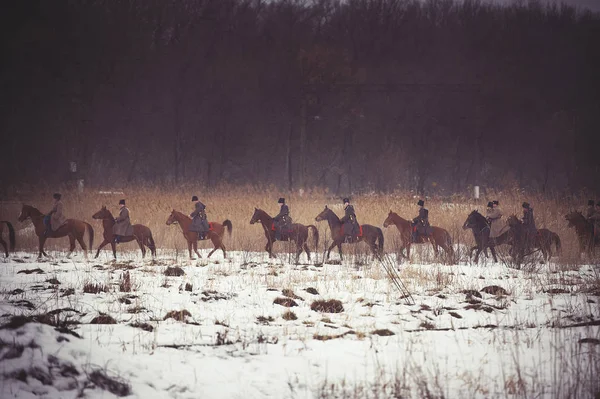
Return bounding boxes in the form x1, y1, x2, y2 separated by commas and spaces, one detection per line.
412, 208, 430, 235
113, 206, 134, 236
340, 204, 359, 236
522, 208, 537, 234
589, 209, 600, 237
50, 200, 67, 231
274, 204, 292, 231
586, 206, 596, 219
190, 201, 209, 233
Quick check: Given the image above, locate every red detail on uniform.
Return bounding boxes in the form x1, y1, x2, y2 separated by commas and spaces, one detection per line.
359, 225, 363, 237
413, 226, 417, 232
271, 223, 276, 231
209, 222, 214, 231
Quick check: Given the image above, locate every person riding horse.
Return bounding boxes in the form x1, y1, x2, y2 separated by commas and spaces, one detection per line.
45, 193, 67, 237
340, 198, 359, 241
412, 199, 430, 243
588, 201, 600, 243
486, 200, 505, 240
521, 202, 537, 248
586, 199, 596, 219
273, 197, 292, 240
190, 196, 210, 239
113, 199, 133, 243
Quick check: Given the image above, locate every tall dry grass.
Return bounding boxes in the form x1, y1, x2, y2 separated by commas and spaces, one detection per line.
0, 184, 590, 259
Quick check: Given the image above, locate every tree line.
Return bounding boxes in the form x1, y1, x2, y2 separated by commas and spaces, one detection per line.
1, 0, 599, 196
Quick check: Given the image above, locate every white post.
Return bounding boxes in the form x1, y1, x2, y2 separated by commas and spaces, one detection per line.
77, 179, 84, 193
474, 185, 480, 200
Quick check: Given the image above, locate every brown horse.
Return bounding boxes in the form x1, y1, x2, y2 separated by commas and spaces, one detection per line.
166, 210, 232, 259
0, 221, 16, 257
383, 211, 453, 261
17, 204, 93, 259
250, 208, 318, 262
315, 206, 383, 261
565, 211, 598, 258
507, 215, 561, 263
92, 206, 156, 259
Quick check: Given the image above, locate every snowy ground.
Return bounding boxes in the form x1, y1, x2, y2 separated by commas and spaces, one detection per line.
0, 249, 599, 399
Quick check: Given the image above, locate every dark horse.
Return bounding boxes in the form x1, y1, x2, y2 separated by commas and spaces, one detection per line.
167, 210, 232, 259
462, 210, 511, 263
92, 206, 156, 259
383, 211, 452, 261
565, 211, 598, 258
18, 204, 94, 259
316, 206, 383, 261
250, 208, 318, 262
506, 215, 561, 263
0, 221, 16, 257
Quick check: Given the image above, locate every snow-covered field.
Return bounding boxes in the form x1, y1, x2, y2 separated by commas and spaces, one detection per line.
1, 249, 599, 399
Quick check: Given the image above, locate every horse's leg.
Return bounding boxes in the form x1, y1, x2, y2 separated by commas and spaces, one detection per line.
303, 243, 311, 262
187, 239, 193, 259
193, 239, 202, 259
0, 239, 7, 257
67, 235, 76, 258
207, 236, 219, 258
325, 241, 337, 261
75, 234, 88, 260
473, 246, 482, 263
38, 236, 46, 258
95, 239, 110, 258
110, 241, 117, 259
337, 242, 343, 261
136, 237, 146, 258
490, 246, 498, 263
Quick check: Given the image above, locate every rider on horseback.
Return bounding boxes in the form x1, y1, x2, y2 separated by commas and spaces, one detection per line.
486, 200, 504, 240
586, 199, 596, 219
588, 201, 600, 242
190, 196, 210, 240
273, 198, 292, 240
521, 202, 537, 249
412, 199, 430, 243
45, 193, 67, 237
340, 198, 359, 242
113, 199, 133, 243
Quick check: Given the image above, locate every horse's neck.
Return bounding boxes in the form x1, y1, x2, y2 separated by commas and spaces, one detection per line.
325, 211, 341, 228
259, 211, 273, 226
102, 214, 115, 228
27, 208, 45, 224
392, 214, 408, 227
176, 212, 191, 225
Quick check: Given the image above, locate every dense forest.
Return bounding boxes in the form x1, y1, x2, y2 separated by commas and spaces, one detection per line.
1, 0, 599, 195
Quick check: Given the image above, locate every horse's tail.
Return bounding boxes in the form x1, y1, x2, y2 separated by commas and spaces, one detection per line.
84, 222, 94, 250
147, 232, 156, 250
377, 227, 384, 254
223, 219, 233, 236
1, 221, 16, 252
553, 233, 562, 256
308, 225, 319, 251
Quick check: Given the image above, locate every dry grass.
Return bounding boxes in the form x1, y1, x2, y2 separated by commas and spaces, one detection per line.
1, 184, 593, 261
83, 282, 109, 294
311, 299, 344, 313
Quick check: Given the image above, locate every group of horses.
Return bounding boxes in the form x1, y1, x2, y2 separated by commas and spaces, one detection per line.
3, 204, 597, 264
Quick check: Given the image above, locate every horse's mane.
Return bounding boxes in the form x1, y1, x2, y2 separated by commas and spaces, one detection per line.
173, 210, 191, 220
24, 205, 44, 217
252, 208, 273, 223
388, 211, 408, 223
323, 207, 340, 222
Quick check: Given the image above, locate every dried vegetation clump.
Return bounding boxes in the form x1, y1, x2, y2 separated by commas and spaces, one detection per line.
163, 309, 192, 322
311, 299, 344, 313
164, 266, 185, 276
273, 297, 298, 307
83, 282, 109, 294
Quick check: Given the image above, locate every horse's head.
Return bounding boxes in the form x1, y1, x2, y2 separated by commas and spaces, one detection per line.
507, 215, 521, 227
92, 206, 110, 220
18, 205, 30, 222
315, 206, 331, 222
564, 210, 585, 228
462, 210, 481, 230
250, 208, 262, 225
383, 211, 395, 228
166, 210, 178, 225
